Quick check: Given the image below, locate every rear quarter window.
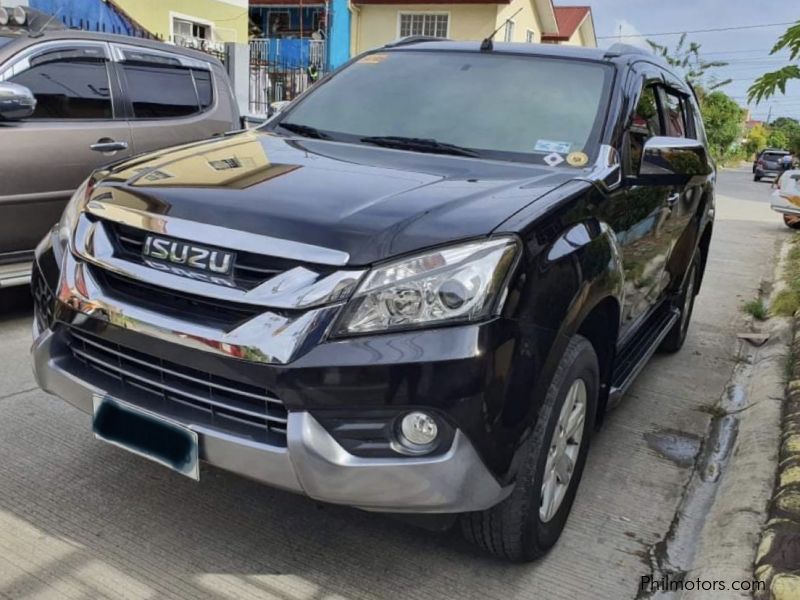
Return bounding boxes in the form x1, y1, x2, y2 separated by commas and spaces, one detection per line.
121, 63, 212, 119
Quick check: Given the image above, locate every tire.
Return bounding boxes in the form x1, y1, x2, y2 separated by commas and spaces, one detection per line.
754, 175, 762, 182
460, 335, 598, 562
659, 253, 700, 353
784, 215, 800, 229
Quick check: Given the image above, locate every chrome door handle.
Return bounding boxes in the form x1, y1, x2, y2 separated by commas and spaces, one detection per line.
667, 192, 681, 206
91, 139, 128, 153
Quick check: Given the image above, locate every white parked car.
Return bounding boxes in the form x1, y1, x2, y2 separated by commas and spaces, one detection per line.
771, 169, 800, 228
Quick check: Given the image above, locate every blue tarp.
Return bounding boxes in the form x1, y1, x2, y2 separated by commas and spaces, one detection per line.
256, 38, 316, 66
30, 0, 136, 36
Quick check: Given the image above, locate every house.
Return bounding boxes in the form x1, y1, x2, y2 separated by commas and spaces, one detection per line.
7, 0, 249, 44
349, 0, 596, 56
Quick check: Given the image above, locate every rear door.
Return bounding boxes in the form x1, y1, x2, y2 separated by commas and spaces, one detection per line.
111, 43, 233, 155
0, 40, 133, 256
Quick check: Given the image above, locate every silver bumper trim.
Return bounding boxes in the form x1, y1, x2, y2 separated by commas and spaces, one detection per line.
771, 203, 800, 216
31, 327, 509, 513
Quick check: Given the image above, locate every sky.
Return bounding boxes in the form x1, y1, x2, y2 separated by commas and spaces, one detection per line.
575, 0, 800, 123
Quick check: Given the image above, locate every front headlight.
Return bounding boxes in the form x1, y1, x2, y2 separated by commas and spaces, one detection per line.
333, 237, 519, 337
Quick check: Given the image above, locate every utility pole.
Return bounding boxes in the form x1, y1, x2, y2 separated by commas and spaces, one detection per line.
767, 104, 773, 125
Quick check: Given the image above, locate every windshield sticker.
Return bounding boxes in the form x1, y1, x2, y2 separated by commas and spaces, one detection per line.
535, 140, 572, 154
566, 151, 589, 167
359, 53, 388, 64
544, 153, 565, 167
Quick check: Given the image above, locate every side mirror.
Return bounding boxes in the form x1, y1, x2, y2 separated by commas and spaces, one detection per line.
638, 136, 713, 184
0, 82, 36, 121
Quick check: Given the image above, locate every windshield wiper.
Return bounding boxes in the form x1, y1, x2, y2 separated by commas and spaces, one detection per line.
359, 136, 479, 157
277, 122, 329, 139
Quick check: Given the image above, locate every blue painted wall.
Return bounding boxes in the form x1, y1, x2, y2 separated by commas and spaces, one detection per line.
30, 0, 136, 35
327, 0, 350, 70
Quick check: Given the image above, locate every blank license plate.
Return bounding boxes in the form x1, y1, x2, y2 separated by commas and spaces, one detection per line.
92, 395, 199, 480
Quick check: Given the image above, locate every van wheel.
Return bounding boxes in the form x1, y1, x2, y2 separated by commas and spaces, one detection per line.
660, 253, 700, 353
460, 335, 598, 562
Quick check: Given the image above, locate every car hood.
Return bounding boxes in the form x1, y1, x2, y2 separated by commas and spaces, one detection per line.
96, 131, 581, 265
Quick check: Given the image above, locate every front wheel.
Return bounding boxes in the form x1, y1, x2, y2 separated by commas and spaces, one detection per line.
461, 335, 598, 562
784, 215, 800, 229
754, 175, 762, 182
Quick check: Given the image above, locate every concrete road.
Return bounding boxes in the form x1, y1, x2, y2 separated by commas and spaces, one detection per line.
0, 168, 787, 600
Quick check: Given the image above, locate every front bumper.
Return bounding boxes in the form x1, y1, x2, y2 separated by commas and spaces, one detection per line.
31, 314, 511, 515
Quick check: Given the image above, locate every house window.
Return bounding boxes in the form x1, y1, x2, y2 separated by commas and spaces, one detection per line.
173, 17, 211, 43
503, 20, 515, 42
399, 14, 448, 38
526, 29, 535, 43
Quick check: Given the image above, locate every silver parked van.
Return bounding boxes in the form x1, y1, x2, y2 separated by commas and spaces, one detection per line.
0, 29, 240, 288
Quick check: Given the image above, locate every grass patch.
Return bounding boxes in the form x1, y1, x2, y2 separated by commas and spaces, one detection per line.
743, 298, 768, 321
771, 236, 800, 317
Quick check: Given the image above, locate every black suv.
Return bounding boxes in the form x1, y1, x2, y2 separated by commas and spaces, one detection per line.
30, 40, 714, 562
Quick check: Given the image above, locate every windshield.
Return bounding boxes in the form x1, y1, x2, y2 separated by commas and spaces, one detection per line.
273, 50, 613, 165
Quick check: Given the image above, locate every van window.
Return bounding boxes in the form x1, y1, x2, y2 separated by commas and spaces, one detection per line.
122, 63, 201, 119
193, 70, 213, 109
9, 56, 112, 119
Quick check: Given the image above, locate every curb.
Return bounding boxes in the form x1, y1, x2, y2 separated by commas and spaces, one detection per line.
754, 298, 800, 597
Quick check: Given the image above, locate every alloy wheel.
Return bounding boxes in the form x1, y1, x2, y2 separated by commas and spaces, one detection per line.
540, 378, 587, 523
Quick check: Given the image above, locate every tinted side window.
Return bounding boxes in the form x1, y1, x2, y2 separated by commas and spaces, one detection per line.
9, 57, 112, 119
662, 89, 686, 137
193, 70, 213, 109
628, 84, 662, 173
122, 63, 199, 118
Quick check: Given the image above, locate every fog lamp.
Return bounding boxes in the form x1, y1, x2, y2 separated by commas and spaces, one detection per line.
11, 6, 26, 25
399, 412, 439, 449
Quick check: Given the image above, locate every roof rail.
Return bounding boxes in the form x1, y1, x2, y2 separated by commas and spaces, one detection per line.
604, 43, 652, 58
383, 35, 450, 48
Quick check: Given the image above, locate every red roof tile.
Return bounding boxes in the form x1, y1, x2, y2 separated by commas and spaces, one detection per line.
542, 5, 590, 41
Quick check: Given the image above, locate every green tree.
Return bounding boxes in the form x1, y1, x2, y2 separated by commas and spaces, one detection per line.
647, 33, 732, 95
748, 21, 800, 103
768, 128, 790, 150
700, 91, 745, 159
769, 117, 800, 154
771, 117, 800, 131
744, 123, 769, 155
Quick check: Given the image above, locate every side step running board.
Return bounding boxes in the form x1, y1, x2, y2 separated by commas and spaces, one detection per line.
609, 306, 680, 403
0, 261, 33, 289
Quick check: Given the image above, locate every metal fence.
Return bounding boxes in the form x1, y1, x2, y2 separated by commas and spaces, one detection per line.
248, 38, 326, 116
172, 36, 227, 64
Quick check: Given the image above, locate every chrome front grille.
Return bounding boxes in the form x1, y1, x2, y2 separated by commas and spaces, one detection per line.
107, 221, 301, 289
92, 267, 264, 330
31, 264, 55, 331
66, 329, 288, 446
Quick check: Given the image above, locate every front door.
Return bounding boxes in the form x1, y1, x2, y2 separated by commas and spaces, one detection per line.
597, 66, 676, 341
0, 41, 132, 257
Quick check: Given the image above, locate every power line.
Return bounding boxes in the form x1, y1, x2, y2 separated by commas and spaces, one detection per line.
598, 21, 797, 40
